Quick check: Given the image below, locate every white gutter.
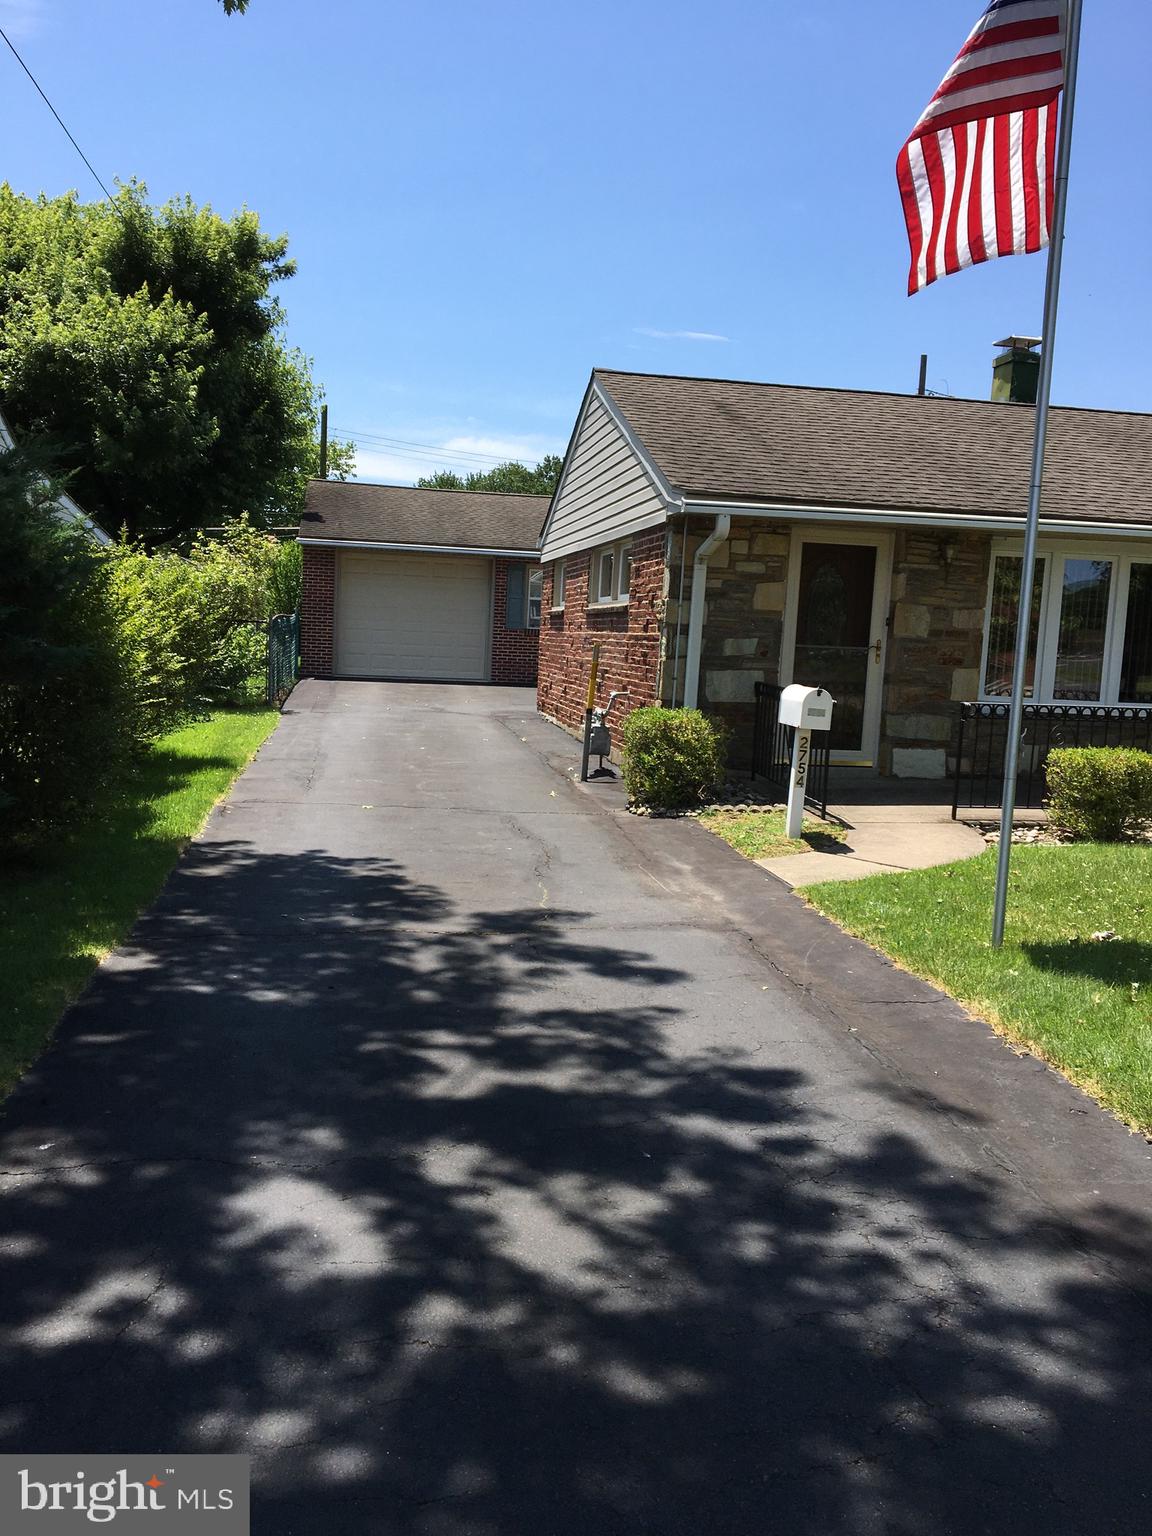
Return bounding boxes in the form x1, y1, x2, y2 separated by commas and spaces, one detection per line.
298, 538, 539, 558
683, 512, 730, 710
682, 498, 1152, 540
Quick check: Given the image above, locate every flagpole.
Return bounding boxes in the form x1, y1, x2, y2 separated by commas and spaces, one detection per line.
991, 0, 1084, 948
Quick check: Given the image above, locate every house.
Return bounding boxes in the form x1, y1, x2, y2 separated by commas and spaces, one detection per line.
297, 479, 547, 684
0, 407, 110, 545
536, 351, 1152, 778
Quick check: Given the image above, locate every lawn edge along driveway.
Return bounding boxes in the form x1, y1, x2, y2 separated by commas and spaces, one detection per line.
0, 706, 279, 1099
801, 843, 1152, 1137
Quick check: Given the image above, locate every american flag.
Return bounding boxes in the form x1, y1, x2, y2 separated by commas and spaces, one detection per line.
898, 0, 1068, 295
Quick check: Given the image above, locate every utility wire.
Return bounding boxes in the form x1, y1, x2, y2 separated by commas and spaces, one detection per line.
0, 25, 118, 206
332, 427, 529, 467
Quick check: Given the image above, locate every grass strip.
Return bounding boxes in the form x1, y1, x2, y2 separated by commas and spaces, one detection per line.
701, 808, 847, 861
0, 707, 278, 1097
802, 844, 1152, 1134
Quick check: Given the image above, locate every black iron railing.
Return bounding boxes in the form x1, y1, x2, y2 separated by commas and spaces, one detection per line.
952, 701, 1152, 816
752, 682, 832, 817
267, 612, 300, 705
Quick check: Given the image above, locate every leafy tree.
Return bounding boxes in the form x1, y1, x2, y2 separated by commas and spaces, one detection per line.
0, 183, 347, 542
416, 454, 562, 496
0, 445, 128, 850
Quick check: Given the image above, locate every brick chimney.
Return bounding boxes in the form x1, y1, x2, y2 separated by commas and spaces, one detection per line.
991, 336, 1041, 404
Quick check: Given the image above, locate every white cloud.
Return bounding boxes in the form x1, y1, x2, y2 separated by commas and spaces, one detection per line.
347, 429, 563, 486
634, 327, 731, 343
0, 0, 43, 38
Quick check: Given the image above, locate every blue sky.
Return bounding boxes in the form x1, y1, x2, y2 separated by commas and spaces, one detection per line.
1, 0, 1148, 484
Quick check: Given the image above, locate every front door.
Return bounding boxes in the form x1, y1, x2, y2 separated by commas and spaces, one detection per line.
781, 532, 892, 764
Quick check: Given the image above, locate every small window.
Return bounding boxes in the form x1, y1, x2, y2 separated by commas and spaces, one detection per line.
590, 540, 632, 606
553, 560, 566, 608
527, 566, 543, 630
617, 543, 631, 600
597, 548, 616, 603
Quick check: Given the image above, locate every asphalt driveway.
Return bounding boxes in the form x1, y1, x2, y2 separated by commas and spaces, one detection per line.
2, 680, 1152, 1535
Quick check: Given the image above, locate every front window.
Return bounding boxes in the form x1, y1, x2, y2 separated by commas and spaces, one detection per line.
983, 555, 1044, 698
527, 566, 543, 629
553, 560, 565, 608
1052, 559, 1112, 701
979, 544, 1152, 705
1121, 563, 1152, 703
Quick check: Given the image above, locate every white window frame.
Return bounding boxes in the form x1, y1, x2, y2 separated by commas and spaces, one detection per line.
588, 539, 632, 608
978, 537, 1152, 706
551, 560, 566, 610
526, 565, 543, 630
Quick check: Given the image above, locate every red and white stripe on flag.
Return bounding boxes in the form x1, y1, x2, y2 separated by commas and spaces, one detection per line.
897, 0, 1067, 295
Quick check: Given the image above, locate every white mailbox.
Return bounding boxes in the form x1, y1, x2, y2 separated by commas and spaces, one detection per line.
778, 684, 834, 731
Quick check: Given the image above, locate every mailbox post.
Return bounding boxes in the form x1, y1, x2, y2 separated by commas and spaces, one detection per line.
778, 685, 835, 839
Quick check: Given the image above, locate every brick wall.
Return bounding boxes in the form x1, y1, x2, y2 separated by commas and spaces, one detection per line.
491, 558, 541, 685
299, 544, 334, 676
536, 526, 668, 733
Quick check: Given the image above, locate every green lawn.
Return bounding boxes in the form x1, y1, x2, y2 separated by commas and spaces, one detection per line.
0, 707, 278, 1097
701, 808, 848, 861
802, 844, 1152, 1134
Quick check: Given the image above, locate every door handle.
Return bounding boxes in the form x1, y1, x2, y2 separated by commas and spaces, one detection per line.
873, 638, 883, 664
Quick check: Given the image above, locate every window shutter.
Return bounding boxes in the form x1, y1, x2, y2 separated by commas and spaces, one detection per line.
505, 563, 526, 629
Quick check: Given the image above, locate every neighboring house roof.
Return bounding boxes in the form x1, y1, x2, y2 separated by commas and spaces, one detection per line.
0, 407, 110, 545
594, 368, 1152, 530
298, 479, 548, 555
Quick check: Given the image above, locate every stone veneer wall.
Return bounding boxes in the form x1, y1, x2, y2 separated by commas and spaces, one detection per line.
881, 529, 991, 778
536, 526, 668, 733
663, 518, 793, 765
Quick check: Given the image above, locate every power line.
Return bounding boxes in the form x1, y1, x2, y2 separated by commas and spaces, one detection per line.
331, 426, 528, 467
0, 25, 118, 206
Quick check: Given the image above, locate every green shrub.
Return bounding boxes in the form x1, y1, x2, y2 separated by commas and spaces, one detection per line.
267, 539, 302, 616
1046, 747, 1152, 842
103, 518, 285, 739
621, 707, 727, 810
0, 447, 130, 851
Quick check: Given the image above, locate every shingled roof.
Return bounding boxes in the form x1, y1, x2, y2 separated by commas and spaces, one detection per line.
596, 369, 1152, 529
299, 480, 548, 551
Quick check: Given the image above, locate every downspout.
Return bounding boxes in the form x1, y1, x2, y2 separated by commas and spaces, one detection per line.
683, 512, 730, 710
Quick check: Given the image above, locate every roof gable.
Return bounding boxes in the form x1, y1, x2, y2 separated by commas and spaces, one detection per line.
539, 379, 671, 561
595, 369, 1152, 529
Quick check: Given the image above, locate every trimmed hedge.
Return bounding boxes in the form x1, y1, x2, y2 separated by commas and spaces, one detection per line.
621, 707, 727, 810
1046, 746, 1152, 842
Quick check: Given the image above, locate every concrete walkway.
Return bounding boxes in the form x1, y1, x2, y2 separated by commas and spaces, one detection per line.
2, 681, 1151, 1536
758, 790, 987, 886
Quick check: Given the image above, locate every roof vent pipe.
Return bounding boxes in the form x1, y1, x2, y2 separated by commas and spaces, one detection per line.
683, 512, 730, 711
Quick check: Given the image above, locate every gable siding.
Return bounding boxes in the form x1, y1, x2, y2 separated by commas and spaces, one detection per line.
540, 391, 668, 561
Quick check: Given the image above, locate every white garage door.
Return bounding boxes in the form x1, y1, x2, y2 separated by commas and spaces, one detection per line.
335, 551, 492, 680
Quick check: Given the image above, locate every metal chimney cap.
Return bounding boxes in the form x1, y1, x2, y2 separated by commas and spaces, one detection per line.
994, 335, 1042, 351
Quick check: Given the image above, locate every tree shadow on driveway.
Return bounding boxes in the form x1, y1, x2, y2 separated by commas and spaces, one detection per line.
1, 839, 1152, 1535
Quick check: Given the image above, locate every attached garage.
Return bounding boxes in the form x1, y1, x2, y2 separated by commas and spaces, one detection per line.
297, 479, 549, 686
336, 550, 492, 680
